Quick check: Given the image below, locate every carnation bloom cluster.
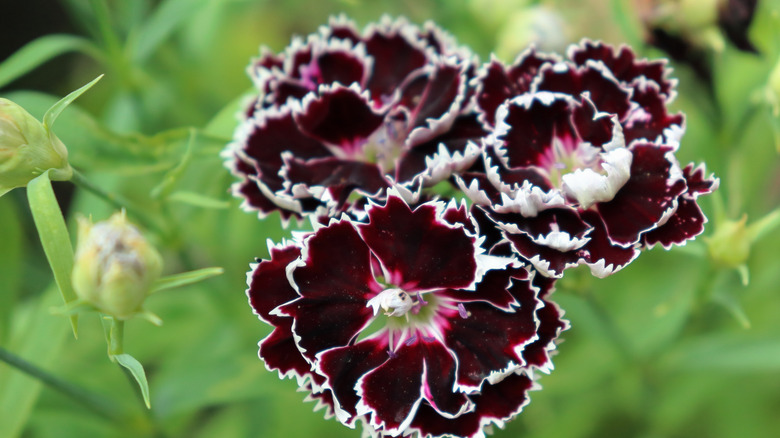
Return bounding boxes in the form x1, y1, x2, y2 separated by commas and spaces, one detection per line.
224, 16, 717, 438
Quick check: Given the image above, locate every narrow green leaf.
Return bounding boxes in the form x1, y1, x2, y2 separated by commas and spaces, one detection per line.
152, 267, 224, 293
167, 191, 230, 209
130, 0, 211, 62
113, 354, 152, 409
26, 171, 78, 336
665, 335, 780, 372
711, 283, 751, 328
0, 196, 24, 342
0, 34, 100, 89
42, 75, 103, 129
609, 0, 642, 48
150, 129, 195, 199
0, 287, 69, 438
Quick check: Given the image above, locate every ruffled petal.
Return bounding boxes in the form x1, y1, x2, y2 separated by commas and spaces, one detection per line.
358, 196, 478, 291
280, 220, 381, 361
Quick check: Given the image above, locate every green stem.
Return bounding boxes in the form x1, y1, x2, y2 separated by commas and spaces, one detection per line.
109, 319, 125, 356
583, 291, 636, 365
71, 168, 166, 237
0, 346, 124, 422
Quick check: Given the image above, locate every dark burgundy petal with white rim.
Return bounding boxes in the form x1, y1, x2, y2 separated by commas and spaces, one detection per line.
595, 143, 686, 246
317, 335, 391, 425
408, 372, 536, 438
568, 39, 675, 98
294, 85, 386, 153
280, 220, 381, 361
358, 196, 478, 291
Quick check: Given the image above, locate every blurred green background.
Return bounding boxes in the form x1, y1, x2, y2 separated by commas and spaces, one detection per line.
1, 0, 780, 437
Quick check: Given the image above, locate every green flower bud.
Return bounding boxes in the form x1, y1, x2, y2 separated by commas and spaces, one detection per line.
72, 212, 163, 320
0, 98, 72, 196
706, 214, 750, 269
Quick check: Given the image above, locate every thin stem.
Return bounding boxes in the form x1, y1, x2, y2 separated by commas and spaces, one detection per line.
0, 346, 124, 422
71, 168, 166, 237
109, 318, 125, 356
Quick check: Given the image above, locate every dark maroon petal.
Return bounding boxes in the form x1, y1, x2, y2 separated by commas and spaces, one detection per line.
234, 178, 301, 222
317, 336, 390, 425
682, 163, 719, 196
491, 208, 591, 245
535, 62, 631, 120
396, 114, 487, 184
507, 48, 557, 94
359, 339, 469, 432
418, 339, 471, 417
253, 47, 285, 70
304, 386, 337, 421
439, 276, 539, 390
497, 94, 579, 169
409, 372, 535, 438
596, 143, 686, 246
503, 230, 581, 278
622, 81, 684, 145
641, 197, 708, 249
475, 49, 556, 127
266, 77, 312, 107
259, 318, 312, 381
294, 85, 385, 152
364, 28, 428, 99
398, 62, 465, 135
441, 200, 477, 235
440, 266, 527, 312
358, 196, 478, 291
572, 96, 616, 148
718, 0, 759, 53
358, 341, 425, 432
471, 205, 506, 254
475, 60, 516, 127
283, 156, 389, 207
313, 50, 368, 88
248, 244, 302, 322
280, 220, 380, 361
324, 16, 362, 42
579, 210, 641, 277
569, 40, 674, 97
522, 275, 568, 371
242, 109, 331, 179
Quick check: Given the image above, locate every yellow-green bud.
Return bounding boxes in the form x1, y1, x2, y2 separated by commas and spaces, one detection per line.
0, 98, 72, 196
72, 212, 163, 320
706, 214, 750, 268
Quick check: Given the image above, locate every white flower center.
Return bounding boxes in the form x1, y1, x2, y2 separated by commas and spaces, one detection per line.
367, 288, 415, 317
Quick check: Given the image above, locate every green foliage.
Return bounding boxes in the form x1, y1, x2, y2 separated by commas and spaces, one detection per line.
1, 0, 780, 437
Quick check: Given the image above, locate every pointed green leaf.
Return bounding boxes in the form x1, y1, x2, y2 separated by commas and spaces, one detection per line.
167, 191, 230, 209
26, 170, 78, 336
130, 0, 211, 62
152, 267, 224, 293
0, 196, 24, 342
0, 287, 69, 438
42, 75, 103, 129
150, 130, 195, 199
0, 34, 100, 90
712, 282, 751, 328
113, 353, 152, 409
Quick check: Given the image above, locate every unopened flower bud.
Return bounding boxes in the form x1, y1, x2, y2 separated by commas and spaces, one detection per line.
706, 214, 749, 268
72, 212, 163, 320
0, 98, 72, 196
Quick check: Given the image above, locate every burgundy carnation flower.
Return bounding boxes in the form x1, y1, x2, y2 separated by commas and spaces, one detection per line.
457, 41, 718, 277
246, 192, 567, 437
224, 16, 485, 224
